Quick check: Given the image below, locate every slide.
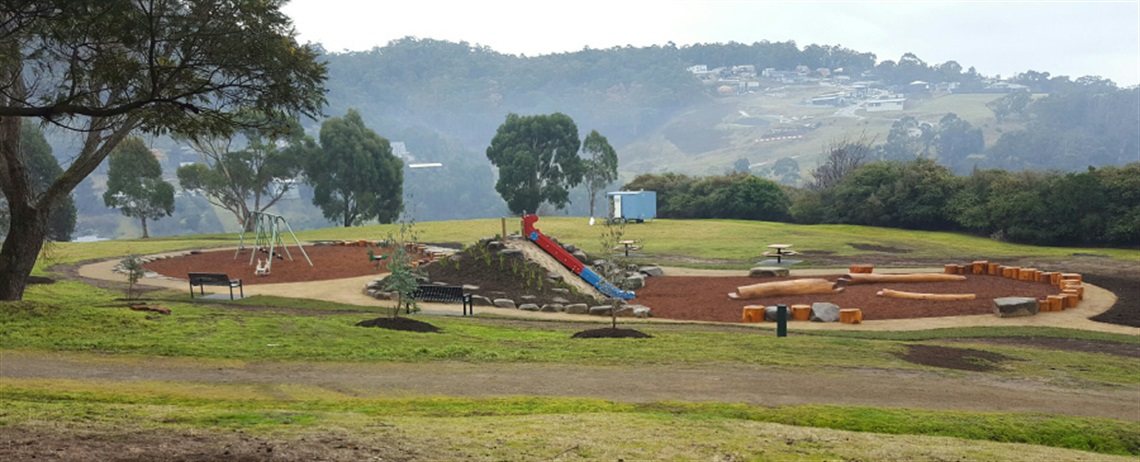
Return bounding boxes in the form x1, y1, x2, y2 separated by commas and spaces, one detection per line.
522, 214, 635, 300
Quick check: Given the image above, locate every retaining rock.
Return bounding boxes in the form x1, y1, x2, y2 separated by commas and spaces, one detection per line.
993, 297, 1039, 317
639, 266, 664, 277
750, 266, 790, 278
810, 302, 841, 322
565, 303, 589, 314
493, 299, 516, 309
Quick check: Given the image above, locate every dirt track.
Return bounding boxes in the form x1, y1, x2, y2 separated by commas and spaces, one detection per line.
2, 350, 1137, 421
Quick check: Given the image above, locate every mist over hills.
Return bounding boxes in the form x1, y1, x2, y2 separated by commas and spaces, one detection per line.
46, 38, 1138, 238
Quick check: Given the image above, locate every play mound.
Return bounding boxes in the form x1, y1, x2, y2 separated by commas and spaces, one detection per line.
636, 275, 1061, 323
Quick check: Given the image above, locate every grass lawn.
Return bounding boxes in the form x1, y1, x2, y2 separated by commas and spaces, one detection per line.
5, 219, 1139, 459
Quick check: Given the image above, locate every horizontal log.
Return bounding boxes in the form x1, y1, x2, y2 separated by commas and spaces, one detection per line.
729, 278, 842, 300
876, 288, 976, 301
839, 273, 966, 285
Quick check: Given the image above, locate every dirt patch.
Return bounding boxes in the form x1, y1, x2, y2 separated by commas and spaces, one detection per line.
946, 337, 1140, 358
1087, 274, 1140, 328
423, 242, 600, 305
26, 276, 54, 285
637, 274, 1060, 323
0, 426, 419, 462
896, 344, 1019, 372
356, 316, 441, 333
571, 327, 653, 339
849, 243, 911, 254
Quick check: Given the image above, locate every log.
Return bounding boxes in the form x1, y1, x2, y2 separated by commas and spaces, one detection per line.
971, 260, 988, 274
839, 273, 966, 285
987, 263, 1001, 276
849, 264, 874, 274
729, 278, 842, 300
944, 264, 958, 274
791, 304, 812, 321
876, 289, 976, 301
839, 308, 863, 324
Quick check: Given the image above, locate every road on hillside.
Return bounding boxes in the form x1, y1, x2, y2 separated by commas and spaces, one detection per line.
2, 351, 1136, 421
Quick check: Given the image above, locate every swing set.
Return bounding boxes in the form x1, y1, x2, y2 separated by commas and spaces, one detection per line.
234, 212, 313, 275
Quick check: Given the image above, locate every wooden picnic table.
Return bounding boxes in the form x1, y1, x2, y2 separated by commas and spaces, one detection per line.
763, 244, 798, 263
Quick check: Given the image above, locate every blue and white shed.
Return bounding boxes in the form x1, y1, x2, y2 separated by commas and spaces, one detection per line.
606, 191, 657, 223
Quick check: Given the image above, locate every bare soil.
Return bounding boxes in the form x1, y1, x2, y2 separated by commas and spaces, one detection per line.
142, 244, 411, 285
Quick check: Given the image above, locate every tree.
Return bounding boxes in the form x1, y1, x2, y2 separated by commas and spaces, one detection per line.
486, 113, 584, 215
986, 89, 1031, 123
880, 116, 935, 160
0, 0, 326, 300
102, 138, 174, 239
0, 121, 76, 241
580, 130, 619, 218
806, 134, 874, 191
177, 114, 307, 231
934, 113, 984, 173
305, 109, 403, 227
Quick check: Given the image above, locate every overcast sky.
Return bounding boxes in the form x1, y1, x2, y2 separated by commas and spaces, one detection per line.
282, 1, 1140, 86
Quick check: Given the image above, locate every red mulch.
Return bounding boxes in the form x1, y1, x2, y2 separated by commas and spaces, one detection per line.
142, 245, 416, 285
636, 274, 1062, 322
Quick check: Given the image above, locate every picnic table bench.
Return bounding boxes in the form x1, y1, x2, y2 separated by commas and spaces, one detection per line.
409, 284, 474, 316
187, 272, 244, 300
612, 240, 642, 257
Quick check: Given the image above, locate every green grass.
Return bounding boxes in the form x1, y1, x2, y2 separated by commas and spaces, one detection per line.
2, 384, 1137, 456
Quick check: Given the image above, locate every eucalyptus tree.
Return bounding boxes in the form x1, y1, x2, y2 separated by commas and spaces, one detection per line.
580, 130, 619, 219
0, 0, 326, 300
304, 109, 403, 226
486, 113, 583, 215
103, 138, 175, 239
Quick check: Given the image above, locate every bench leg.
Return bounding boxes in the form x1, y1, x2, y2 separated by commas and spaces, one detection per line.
189, 282, 194, 298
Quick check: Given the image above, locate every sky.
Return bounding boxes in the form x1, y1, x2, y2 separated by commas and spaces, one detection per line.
282, 1, 1140, 87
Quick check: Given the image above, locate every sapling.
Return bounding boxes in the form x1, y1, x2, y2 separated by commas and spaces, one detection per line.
120, 254, 145, 300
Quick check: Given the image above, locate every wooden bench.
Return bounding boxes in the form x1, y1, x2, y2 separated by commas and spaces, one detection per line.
188, 272, 243, 300
409, 284, 473, 316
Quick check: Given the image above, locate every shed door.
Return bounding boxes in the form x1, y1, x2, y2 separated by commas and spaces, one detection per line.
612, 195, 622, 218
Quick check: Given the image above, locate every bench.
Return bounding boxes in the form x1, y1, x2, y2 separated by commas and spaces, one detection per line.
408, 284, 473, 316
188, 272, 244, 300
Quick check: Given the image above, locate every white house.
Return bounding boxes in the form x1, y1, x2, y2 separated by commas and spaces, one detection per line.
863, 98, 906, 112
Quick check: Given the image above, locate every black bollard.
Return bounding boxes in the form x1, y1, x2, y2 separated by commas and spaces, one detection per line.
777, 304, 787, 337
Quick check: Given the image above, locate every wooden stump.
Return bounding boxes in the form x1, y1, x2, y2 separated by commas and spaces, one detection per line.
842, 273, 966, 284
1061, 292, 1079, 309
1060, 273, 1082, 285
1063, 283, 1085, 299
791, 304, 812, 321
944, 264, 959, 274
971, 261, 988, 274
1038, 271, 1055, 283
742, 306, 765, 323
987, 263, 1001, 276
849, 265, 874, 274
1047, 295, 1065, 312
839, 309, 863, 324
1037, 299, 1050, 313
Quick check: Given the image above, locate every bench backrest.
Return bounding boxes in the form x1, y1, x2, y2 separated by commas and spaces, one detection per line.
411, 284, 466, 303
188, 272, 233, 284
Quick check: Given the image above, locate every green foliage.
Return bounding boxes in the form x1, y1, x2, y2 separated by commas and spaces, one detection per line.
102, 138, 175, 239
119, 254, 144, 300
819, 159, 962, 230
176, 113, 308, 230
580, 130, 619, 218
623, 173, 789, 221
987, 89, 1032, 123
485, 113, 584, 215
306, 109, 404, 227
382, 219, 424, 317
0, 121, 76, 241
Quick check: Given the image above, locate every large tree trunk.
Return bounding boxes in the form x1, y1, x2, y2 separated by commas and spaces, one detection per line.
140, 216, 149, 239
0, 202, 49, 301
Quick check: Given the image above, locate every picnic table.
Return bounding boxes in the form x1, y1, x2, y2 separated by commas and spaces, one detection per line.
615, 240, 641, 257
763, 244, 799, 263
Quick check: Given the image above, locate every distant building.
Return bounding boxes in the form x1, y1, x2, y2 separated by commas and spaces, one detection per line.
863, 98, 906, 112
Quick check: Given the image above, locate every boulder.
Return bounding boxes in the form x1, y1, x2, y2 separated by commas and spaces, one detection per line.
639, 266, 665, 277
462, 284, 480, 292
588, 305, 614, 316
469, 295, 494, 307
540, 304, 564, 313
626, 304, 652, 318
562, 243, 578, 253
519, 294, 538, 302
518, 303, 540, 311
486, 241, 504, 251
565, 303, 589, 314
551, 296, 570, 304
546, 272, 564, 282
623, 274, 646, 290
764, 305, 780, 322
993, 297, 1039, 317
749, 266, 790, 278
810, 302, 841, 322
492, 299, 516, 309
500, 248, 523, 257
572, 250, 590, 263
551, 288, 570, 294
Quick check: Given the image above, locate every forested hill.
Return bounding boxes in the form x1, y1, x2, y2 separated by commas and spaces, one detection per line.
321, 38, 1137, 180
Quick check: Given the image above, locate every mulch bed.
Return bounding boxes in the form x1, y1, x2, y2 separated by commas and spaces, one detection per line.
895, 344, 1019, 372
143, 245, 414, 285
636, 274, 1060, 323
355, 317, 441, 333
571, 327, 653, 339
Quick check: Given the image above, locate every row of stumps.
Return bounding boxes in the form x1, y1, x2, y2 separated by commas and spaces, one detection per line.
945, 260, 1084, 311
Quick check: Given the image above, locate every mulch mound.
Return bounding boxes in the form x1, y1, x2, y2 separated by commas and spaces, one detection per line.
143, 245, 415, 285
571, 327, 653, 339
355, 317, 441, 333
636, 274, 1061, 323
895, 344, 1019, 372
1086, 274, 1140, 328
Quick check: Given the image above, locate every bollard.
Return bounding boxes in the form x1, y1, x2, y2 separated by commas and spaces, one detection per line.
777, 304, 787, 337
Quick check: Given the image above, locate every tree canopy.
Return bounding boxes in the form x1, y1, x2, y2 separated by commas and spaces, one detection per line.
0, 0, 327, 300
486, 113, 584, 215
103, 138, 175, 239
580, 130, 619, 218
305, 109, 403, 226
